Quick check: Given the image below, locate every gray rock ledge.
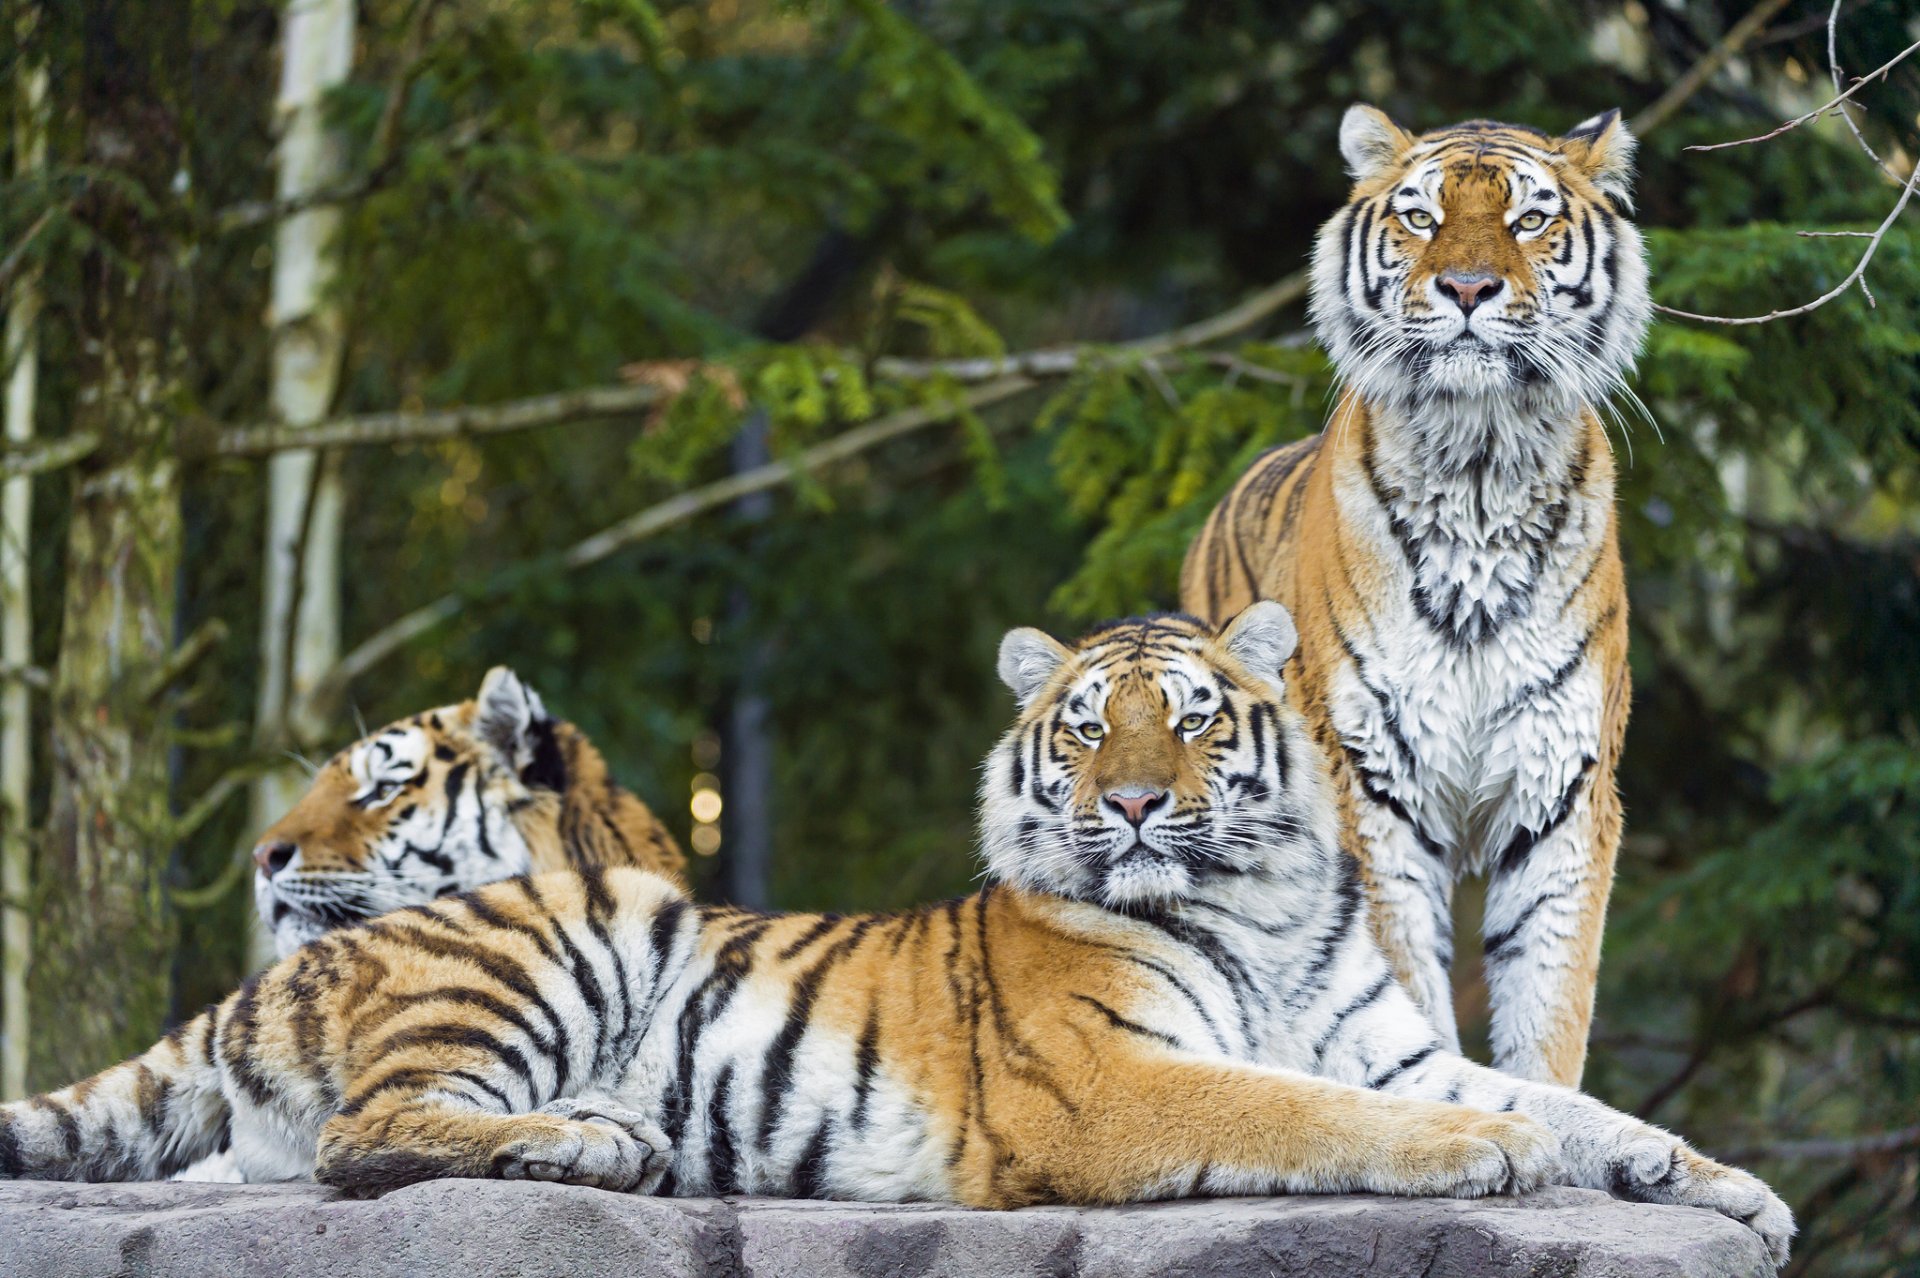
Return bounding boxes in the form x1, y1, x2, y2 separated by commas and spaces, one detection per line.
0, 1181, 1769, 1278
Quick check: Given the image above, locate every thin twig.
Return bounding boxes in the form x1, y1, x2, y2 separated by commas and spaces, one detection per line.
1653, 147, 1920, 324
1828, 0, 1902, 181
1681, 36, 1920, 153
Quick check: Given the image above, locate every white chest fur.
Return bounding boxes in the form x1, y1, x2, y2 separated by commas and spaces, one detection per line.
1326, 402, 1610, 872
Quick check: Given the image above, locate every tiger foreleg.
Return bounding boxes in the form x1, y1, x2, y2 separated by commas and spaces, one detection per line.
1352, 803, 1462, 1055
317, 1096, 669, 1196
1481, 784, 1616, 1088
1008, 1054, 1561, 1208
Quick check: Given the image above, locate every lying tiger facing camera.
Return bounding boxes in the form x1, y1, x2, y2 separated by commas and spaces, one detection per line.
0, 607, 1791, 1264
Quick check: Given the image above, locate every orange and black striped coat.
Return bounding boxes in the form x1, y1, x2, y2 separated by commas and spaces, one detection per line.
1184, 106, 1649, 1089
0, 610, 1789, 1263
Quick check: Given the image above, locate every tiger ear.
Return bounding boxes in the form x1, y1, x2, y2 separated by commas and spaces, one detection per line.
1560, 109, 1636, 211
1221, 601, 1298, 681
1339, 104, 1413, 183
997, 628, 1073, 710
474, 666, 552, 776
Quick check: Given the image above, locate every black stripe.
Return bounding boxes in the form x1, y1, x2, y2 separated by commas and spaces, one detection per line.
0, 1109, 22, 1176
1483, 891, 1554, 962
552, 925, 612, 1080
849, 1000, 882, 1133
1368, 1044, 1437, 1090
1492, 758, 1596, 875
220, 975, 277, 1108
365, 1023, 538, 1102
443, 1068, 514, 1109
789, 1117, 833, 1199
457, 892, 560, 963
757, 918, 876, 1151
1310, 973, 1392, 1066
661, 919, 775, 1151
364, 920, 573, 1082
706, 1064, 740, 1194
1070, 994, 1179, 1048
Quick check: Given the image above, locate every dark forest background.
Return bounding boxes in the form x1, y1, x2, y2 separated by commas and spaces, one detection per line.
1, 1, 1917, 1272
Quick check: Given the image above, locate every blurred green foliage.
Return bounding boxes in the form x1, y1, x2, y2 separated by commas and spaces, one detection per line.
5, 0, 1917, 1269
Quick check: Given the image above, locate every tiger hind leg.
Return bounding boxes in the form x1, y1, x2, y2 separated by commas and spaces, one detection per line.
316, 1097, 670, 1196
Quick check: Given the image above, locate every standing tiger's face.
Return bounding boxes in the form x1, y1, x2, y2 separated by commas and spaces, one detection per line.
1310, 105, 1650, 411
252, 666, 684, 957
981, 603, 1325, 908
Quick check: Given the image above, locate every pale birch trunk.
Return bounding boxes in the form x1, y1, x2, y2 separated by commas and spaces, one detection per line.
0, 27, 48, 1102
246, 0, 355, 969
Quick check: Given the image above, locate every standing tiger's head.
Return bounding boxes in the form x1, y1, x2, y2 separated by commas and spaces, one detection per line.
980, 603, 1332, 908
252, 667, 685, 957
1310, 105, 1650, 413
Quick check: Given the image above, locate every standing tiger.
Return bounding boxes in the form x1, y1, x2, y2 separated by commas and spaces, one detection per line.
1183, 106, 1650, 1087
252, 666, 686, 958
0, 608, 1790, 1264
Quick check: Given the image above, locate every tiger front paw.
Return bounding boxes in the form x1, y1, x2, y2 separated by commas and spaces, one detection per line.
494, 1099, 672, 1194
1603, 1135, 1793, 1268
1391, 1110, 1565, 1198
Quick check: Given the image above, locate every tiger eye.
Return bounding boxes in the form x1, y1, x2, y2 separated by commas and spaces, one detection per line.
1179, 713, 1209, 733
1515, 211, 1549, 233
1402, 210, 1434, 231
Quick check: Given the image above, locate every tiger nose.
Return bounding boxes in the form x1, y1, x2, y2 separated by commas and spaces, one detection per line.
253, 840, 298, 878
1105, 788, 1168, 826
1438, 271, 1504, 315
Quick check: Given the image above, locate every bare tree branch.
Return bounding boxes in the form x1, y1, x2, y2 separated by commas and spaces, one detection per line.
872, 270, 1309, 382
1827, 0, 1903, 181
210, 383, 670, 455
1653, 150, 1919, 324
1657, 1, 1920, 325
0, 433, 98, 481
1631, 0, 1799, 136
1682, 36, 1920, 154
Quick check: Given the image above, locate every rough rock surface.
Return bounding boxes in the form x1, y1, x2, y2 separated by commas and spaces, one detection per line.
0, 1181, 1770, 1278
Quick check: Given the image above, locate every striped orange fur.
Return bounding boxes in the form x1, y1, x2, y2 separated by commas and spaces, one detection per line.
251, 666, 684, 958
1183, 107, 1649, 1088
0, 610, 1791, 1264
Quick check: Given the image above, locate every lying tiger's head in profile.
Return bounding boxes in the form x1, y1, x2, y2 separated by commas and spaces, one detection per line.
1310, 105, 1651, 414
981, 603, 1332, 908
253, 667, 686, 957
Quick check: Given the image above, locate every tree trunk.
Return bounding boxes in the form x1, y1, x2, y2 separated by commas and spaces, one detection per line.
246, 0, 355, 969
27, 0, 190, 1090
722, 413, 775, 910
0, 16, 48, 1102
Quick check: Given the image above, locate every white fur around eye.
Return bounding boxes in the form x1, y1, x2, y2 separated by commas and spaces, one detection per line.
352, 728, 427, 805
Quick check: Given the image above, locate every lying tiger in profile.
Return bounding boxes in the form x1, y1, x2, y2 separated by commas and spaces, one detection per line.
250, 666, 686, 958
0, 609, 1790, 1264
